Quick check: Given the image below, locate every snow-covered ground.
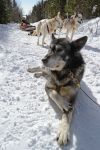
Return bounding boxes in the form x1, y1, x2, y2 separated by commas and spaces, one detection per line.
0, 18, 100, 150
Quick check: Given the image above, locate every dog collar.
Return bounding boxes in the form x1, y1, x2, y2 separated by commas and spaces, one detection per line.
76, 83, 80, 88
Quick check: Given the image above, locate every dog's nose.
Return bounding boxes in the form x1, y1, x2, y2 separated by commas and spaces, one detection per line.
42, 58, 47, 63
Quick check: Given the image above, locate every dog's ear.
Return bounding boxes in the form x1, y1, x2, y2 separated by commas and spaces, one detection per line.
57, 12, 61, 17
71, 36, 88, 51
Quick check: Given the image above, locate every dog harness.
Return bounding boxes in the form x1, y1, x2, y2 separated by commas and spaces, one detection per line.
46, 18, 60, 33
46, 21, 53, 33
46, 24, 50, 33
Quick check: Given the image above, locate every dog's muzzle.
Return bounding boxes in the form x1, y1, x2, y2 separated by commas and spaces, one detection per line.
42, 52, 53, 64
42, 55, 50, 64
42, 57, 48, 64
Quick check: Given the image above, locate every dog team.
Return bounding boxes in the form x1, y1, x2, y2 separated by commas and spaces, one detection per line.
28, 12, 83, 46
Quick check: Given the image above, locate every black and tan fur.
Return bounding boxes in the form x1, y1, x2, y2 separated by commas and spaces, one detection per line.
27, 34, 87, 145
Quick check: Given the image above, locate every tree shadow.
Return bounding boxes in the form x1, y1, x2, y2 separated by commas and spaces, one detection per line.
0, 24, 11, 42
65, 81, 100, 150
85, 45, 100, 53
49, 81, 100, 150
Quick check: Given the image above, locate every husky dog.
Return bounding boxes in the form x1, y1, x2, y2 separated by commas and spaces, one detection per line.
27, 34, 87, 145
35, 12, 63, 46
63, 13, 83, 40
77, 13, 83, 24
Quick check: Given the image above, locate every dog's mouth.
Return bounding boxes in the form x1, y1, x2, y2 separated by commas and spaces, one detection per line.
42, 59, 66, 71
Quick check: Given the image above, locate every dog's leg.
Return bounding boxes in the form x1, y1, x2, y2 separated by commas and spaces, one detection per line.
42, 34, 46, 46
58, 28, 61, 38
71, 29, 75, 41
37, 34, 40, 45
27, 67, 42, 73
37, 29, 40, 45
66, 28, 69, 38
37, 22, 42, 45
27, 67, 50, 78
45, 87, 74, 145
34, 72, 43, 78
45, 88, 71, 113
57, 110, 73, 145
27, 67, 45, 78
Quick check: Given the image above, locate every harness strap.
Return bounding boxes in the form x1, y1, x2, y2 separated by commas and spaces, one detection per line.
46, 24, 49, 33
46, 21, 53, 33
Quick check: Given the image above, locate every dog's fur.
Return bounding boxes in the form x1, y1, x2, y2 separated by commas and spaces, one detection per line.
63, 13, 83, 40
27, 34, 87, 145
33, 12, 63, 46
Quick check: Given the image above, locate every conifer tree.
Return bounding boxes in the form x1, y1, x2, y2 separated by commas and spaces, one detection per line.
0, 0, 8, 24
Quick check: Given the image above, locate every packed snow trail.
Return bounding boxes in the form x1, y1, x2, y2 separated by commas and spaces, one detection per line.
0, 19, 100, 150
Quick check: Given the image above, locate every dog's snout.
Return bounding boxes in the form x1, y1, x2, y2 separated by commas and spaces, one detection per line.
42, 57, 47, 63
42, 53, 51, 63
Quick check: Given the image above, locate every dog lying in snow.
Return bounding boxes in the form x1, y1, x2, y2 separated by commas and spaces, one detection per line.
27, 34, 87, 145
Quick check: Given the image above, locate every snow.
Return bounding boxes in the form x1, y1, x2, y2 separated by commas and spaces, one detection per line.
0, 18, 100, 150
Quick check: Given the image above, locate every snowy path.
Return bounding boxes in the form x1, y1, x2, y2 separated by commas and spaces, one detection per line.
0, 20, 100, 150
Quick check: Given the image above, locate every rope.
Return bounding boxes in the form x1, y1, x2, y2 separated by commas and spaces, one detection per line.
69, 71, 100, 108
80, 87, 100, 107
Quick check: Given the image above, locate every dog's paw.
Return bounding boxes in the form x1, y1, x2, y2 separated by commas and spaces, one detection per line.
57, 127, 70, 145
57, 115, 70, 145
27, 68, 39, 73
34, 73, 42, 78
27, 68, 34, 73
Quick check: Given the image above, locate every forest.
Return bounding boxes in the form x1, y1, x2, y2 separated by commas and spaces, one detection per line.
28, 0, 100, 22
0, 0, 100, 24
0, 0, 23, 24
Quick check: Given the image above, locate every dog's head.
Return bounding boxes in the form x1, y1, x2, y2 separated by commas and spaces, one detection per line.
42, 34, 87, 71
55, 12, 64, 29
75, 13, 83, 24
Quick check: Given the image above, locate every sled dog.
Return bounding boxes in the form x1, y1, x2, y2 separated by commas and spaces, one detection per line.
63, 13, 83, 40
32, 12, 63, 46
27, 34, 87, 145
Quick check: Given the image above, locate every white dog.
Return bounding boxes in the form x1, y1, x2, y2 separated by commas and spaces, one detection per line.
36, 12, 63, 46
63, 13, 83, 40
